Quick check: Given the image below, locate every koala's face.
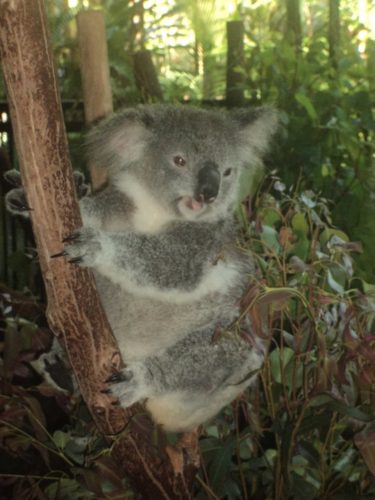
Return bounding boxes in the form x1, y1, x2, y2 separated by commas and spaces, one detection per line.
86, 105, 277, 222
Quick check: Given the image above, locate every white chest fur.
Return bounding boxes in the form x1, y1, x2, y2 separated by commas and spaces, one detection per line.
116, 174, 173, 233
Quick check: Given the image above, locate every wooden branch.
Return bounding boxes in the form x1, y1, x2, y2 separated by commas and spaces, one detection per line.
77, 9, 112, 191
0, 1, 198, 497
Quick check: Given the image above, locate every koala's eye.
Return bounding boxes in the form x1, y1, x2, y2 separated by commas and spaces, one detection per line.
173, 155, 186, 167
223, 168, 232, 177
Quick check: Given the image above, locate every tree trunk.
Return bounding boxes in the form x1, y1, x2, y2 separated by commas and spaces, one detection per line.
133, 49, 164, 102
0, 0, 124, 430
226, 20, 245, 108
0, 1, 198, 497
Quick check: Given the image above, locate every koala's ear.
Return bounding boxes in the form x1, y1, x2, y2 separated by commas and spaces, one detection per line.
230, 107, 278, 161
85, 108, 154, 170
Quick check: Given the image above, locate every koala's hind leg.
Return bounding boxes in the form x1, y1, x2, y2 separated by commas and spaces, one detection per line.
108, 328, 267, 432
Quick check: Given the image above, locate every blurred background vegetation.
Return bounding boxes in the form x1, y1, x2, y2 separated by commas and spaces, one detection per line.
0, 0, 374, 498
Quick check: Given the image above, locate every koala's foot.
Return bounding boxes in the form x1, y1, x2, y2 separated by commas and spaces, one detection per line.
54, 227, 103, 266
4, 169, 89, 218
107, 362, 150, 408
5, 188, 32, 217
4, 168, 23, 187
5, 170, 30, 217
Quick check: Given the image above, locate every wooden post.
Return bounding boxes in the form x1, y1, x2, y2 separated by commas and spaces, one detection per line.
77, 10, 113, 190
226, 20, 245, 108
0, 1, 198, 497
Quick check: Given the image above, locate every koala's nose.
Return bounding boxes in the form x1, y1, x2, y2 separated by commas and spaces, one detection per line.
196, 162, 220, 203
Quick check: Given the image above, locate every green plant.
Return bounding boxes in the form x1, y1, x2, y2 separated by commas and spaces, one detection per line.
196, 176, 375, 499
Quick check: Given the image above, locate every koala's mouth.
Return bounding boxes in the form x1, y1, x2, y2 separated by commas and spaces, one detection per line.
177, 195, 209, 217
183, 195, 205, 211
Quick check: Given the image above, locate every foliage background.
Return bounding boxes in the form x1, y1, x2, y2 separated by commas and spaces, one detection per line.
0, 0, 374, 498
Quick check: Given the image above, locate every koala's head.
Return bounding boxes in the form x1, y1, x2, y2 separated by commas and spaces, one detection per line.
86, 105, 278, 222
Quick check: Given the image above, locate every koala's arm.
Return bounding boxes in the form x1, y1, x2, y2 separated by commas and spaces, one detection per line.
63, 222, 228, 292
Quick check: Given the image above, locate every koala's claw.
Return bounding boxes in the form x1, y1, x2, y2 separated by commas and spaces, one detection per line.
61, 228, 103, 267
67, 256, 84, 264
107, 364, 149, 408
62, 232, 81, 244
105, 371, 130, 384
50, 250, 68, 259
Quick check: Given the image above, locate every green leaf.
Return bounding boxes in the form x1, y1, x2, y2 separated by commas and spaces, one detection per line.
260, 225, 281, 253
208, 435, 236, 493
238, 162, 264, 200
295, 93, 318, 122
292, 213, 309, 235
53, 430, 69, 450
309, 394, 373, 422
269, 347, 294, 384
320, 228, 349, 247
45, 479, 88, 500
326, 270, 344, 294
261, 207, 281, 227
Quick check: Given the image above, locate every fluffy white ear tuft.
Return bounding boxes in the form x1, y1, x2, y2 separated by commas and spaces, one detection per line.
109, 122, 150, 164
85, 109, 153, 171
232, 107, 279, 162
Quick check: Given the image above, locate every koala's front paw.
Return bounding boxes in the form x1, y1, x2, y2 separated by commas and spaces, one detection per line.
107, 363, 150, 408
59, 227, 104, 266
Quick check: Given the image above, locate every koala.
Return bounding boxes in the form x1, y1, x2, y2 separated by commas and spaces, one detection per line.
7, 104, 277, 432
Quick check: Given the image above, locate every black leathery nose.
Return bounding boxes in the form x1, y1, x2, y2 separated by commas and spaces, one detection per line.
196, 161, 220, 203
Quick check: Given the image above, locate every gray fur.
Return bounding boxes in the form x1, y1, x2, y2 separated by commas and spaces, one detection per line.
8, 104, 278, 432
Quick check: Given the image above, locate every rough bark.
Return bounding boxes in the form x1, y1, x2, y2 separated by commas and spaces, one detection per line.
0, 0, 123, 428
0, 1, 198, 497
77, 9, 113, 190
